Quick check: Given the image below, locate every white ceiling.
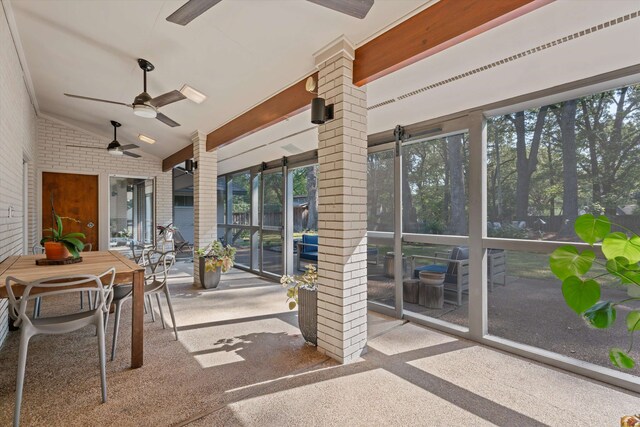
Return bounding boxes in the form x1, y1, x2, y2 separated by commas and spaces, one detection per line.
10, 0, 431, 159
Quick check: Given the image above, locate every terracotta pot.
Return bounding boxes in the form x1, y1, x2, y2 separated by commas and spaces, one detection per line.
44, 241, 70, 260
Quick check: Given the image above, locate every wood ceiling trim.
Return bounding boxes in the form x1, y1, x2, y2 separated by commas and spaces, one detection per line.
352, 0, 554, 86
205, 74, 318, 152
162, 144, 193, 172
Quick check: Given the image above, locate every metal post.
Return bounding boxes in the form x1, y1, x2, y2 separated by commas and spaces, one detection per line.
468, 111, 488, 339
393, 125, 405, 319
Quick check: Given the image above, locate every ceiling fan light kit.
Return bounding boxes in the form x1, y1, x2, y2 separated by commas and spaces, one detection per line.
133, 103, 157, 118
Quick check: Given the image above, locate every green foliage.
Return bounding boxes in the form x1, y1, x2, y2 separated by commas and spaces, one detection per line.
40, 214, 85, 258
197, 240, 237, 273
548, 213, 640, 369
280, 264, 318, 310
487, 225, 528, 239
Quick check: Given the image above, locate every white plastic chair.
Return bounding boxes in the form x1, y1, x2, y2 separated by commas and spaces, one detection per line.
5, 268, 115, 427
109, 250, 178, 361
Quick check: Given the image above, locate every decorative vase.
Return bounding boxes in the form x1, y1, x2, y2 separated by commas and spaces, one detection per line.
298, 287, 317, 345
199, 257, 222, 289
44, 241, 70, 260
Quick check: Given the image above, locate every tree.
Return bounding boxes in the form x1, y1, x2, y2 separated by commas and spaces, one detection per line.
557, 99, 579, 236
447, 134, 467, 234
509, 106, 549, 220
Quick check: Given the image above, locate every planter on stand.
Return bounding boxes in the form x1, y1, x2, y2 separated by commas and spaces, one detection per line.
199, 256, 222, 289
298, 287, 317, 345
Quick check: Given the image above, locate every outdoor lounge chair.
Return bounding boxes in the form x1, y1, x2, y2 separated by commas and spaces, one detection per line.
296, 234, 318, 270
172, 229, 193, 255
409, 247, 507, 306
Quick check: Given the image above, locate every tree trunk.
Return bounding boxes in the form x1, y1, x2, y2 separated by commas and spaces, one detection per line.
447, 135, 467, 234
513, 107, 548, 221
558, 100, 579, 237
306, 166, 318, 231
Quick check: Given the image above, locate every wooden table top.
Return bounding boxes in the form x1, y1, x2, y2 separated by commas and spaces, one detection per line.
0, 251, 143, 296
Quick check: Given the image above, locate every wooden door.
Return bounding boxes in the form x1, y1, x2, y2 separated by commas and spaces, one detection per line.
42, 172, 99, 249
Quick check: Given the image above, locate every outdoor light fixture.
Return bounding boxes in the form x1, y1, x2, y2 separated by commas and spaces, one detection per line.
185, 159, 197, 172
311, 97, 334, 125
180, 84, 207, 104
133, 103, 157, 118
138, 134, 156, 144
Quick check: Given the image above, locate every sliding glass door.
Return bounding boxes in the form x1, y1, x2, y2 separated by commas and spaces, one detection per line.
109, 176, 154, 250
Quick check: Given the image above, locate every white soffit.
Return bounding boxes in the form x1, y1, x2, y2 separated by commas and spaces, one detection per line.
9, 0, 430, 159
366, 0, 640, 133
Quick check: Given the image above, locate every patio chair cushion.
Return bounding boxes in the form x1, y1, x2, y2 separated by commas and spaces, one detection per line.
301, 234, 318, 255
414, 264, 447, 278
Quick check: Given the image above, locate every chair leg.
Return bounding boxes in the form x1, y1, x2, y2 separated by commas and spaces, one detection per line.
147, 295, 156, 322
156, 293, 166, 329
164, 287, 179, 341
80, 291, 84, 309
32, 297, 41, 319
88, 292, 93, 311
110, 302, 123, 361
14, 329, 32, 427
97, 314, 107, 403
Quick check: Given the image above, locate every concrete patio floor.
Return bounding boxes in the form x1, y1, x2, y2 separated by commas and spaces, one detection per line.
0, 261, 638, 426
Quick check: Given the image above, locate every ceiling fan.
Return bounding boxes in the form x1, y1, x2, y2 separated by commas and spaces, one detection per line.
166, 0, 374, 26
66, 121, 141, 158
64, 58, 186, 127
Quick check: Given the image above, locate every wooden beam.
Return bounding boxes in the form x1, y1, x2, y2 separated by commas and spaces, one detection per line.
162, 144, 193, 172
205, 73, 318, 151
353, 0, 553, 86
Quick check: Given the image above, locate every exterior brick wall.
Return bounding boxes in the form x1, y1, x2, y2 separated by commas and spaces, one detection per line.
192, 131, 217, 285
36, 117, 173, 249
0, 4, 37, 348
316, 46, 368, 363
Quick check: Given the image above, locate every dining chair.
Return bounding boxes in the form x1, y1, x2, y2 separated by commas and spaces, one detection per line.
5, 268, 115, 427
109, 250, 178, 361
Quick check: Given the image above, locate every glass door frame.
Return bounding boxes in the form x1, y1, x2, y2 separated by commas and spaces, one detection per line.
259, 165, 285, 278
108, 174, 156, 248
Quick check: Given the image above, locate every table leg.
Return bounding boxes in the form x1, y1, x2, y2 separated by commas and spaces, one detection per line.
131, 270, 144, 368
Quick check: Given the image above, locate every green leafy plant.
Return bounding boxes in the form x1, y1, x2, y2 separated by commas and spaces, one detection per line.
549, 213, 640, 369
196, 240, 236, 273
40, 214, 85, 258
280, 264, 318, 310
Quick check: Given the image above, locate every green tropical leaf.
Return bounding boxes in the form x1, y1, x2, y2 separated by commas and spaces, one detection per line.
609, 347, 635, 369
549, 246, 595, 280
62, 232, 86, 240
583, 301, 616, 329
62, 240, 80, 259
62, 237, 84, 252
561, 276, 600, 314
288, 301, 297, 310
56, 215, 63, 236
602, 232, 640, 264
606, 257, 640, 285
574, 214, 611, 245
626, 311, 640, 332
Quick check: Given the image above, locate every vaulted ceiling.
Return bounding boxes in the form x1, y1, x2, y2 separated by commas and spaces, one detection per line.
10, 0, 431, 158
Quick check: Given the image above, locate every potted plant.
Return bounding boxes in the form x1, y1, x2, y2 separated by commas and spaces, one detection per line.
281, 264, 318, 345
549, 213, 640, 369
195, 240, 236, 289
40, 214, 85, 260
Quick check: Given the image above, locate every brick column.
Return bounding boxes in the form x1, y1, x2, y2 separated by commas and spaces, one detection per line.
315, 37, 368, 363
192, 130, 217, 287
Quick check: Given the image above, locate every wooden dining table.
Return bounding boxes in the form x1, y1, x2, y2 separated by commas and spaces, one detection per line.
0, 250, 146, 368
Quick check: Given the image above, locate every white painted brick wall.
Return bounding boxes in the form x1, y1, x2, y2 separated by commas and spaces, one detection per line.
316, 50, 368, 364
0, 5, 37, 349
192, 131, 217, 285
36, 117, 173, 247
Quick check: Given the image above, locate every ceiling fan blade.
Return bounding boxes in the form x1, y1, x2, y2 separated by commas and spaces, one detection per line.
306, 0, 374, 19
166, 0, 223, 26
123, 151, 141, 158
66, 144, 104, 150
64, 93, 131, 107
119, 144, 139, 150
156, 112, 180, 127
150, 90, 186, 108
